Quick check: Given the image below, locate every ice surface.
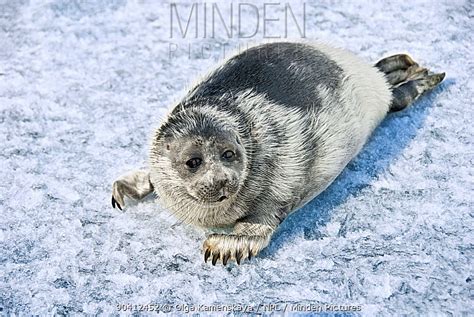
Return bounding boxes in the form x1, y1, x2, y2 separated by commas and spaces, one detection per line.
0, 0, 472, 315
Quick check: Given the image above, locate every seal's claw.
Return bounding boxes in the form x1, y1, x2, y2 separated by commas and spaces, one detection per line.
222, 252, 231, 266
212, 253, 219, 266
111, 182, 125, 210
236, 250, 243, 265
204, 249, 211, 263
111, 196, 122, 210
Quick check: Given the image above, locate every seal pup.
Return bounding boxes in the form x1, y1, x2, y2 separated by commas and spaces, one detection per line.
111, 42, 444, 265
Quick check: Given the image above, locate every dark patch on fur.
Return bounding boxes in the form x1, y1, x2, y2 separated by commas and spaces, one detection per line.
189, 42, 343, 110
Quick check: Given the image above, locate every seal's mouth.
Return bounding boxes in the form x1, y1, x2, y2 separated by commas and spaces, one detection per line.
187, 192, 231, 204
206, 194, 229, 203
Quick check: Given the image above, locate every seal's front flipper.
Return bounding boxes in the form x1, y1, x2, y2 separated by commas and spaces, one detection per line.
390, 72, 445, 112
203, 233, 271, 266
111, 170, 154, 210
203, 222, 276, 266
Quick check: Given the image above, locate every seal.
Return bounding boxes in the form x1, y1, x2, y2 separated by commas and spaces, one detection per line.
111, 41, 445, 265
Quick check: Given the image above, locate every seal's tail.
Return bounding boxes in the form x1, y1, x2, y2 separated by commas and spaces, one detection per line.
375, 54, 445, 112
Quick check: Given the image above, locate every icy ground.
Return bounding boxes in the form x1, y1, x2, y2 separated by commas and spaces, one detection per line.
1, 0, 473, 315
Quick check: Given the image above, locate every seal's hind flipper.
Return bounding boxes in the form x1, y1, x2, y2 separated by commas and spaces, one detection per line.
375, 52, 445, 111
375, 54, 417, 73
390, 72, 445, 112
385, 65, 428, 86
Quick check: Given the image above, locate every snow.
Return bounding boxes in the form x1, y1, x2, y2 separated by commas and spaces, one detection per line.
1, 0, 472, 315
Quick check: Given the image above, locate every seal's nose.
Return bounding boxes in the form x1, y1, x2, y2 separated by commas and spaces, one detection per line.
216, 178, 228, 190
218, 188, 228, 202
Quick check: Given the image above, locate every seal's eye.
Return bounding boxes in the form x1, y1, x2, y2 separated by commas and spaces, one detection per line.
222, 150, 235, 160
186, 157, 202, 169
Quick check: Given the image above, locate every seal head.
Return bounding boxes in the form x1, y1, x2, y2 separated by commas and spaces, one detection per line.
167, 131, 244, 203
150, 101, 249, 227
